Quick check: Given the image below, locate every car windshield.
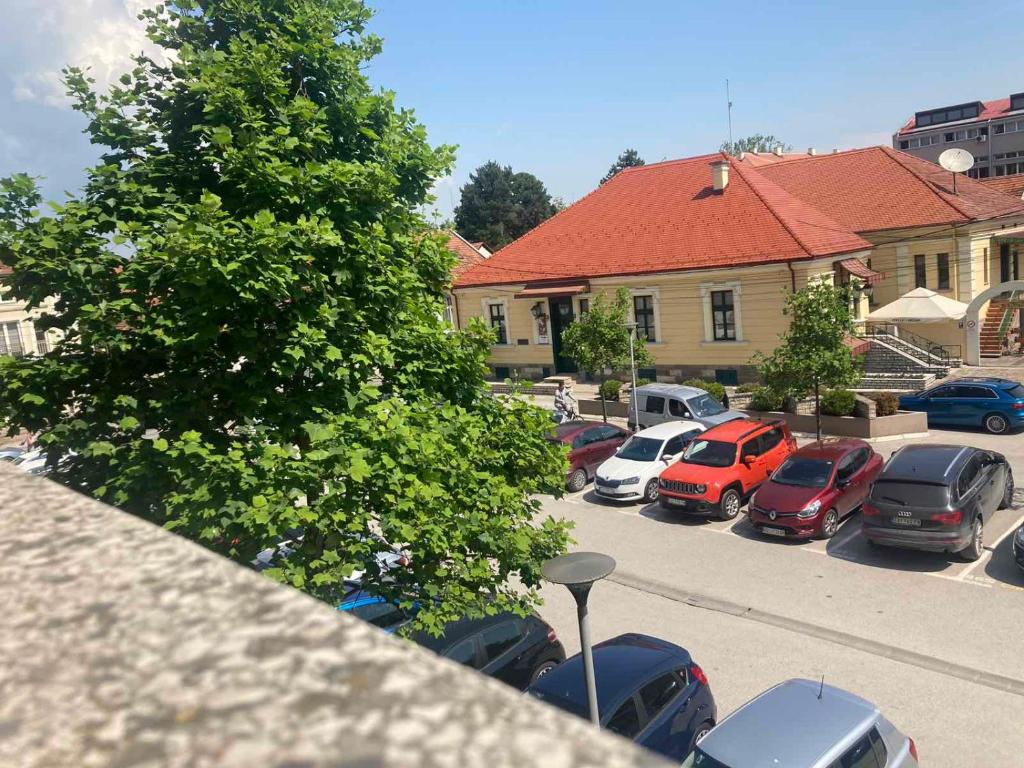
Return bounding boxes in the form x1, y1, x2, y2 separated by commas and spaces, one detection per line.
688, 394, 726, 417
681, 748, 732, 768
682, 439, 735, 467
616, 436, 663, 462
772, 457, 834, 488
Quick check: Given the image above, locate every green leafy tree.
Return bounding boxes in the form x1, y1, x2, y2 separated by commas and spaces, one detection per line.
755, 281, 858, 440
561, 288, 653, 423
453, 161, 556, 250
721, 134, 793, 155
0, 0, 570, 635
600, 148, 645, 184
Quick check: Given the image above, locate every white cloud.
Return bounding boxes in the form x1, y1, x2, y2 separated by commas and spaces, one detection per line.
7, 0, 165, 108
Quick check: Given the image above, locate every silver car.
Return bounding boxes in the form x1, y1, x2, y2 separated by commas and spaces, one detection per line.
627, 383, 745, 432
684, 678, 918, 768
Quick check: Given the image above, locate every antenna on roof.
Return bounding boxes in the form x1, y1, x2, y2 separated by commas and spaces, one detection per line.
725, 79, 733, 149
938, 148, 975, 194
818, 675, 825, 700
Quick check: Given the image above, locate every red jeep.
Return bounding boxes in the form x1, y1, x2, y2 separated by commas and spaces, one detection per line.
657, 419, 796, 520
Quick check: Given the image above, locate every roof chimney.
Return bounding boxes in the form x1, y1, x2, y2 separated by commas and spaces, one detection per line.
772, 145, 784, 157
807, 147, 817, 156
738, 151, 746, 161
712, 160, 730, 191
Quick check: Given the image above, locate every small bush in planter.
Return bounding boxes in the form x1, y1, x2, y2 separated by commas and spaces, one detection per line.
634, 378, 651, 387
750, 387, 785, 412
599, 379, 622, 401
820, 389, 856, 417
869, 391, 900, 417
682, 378, 726, 403
736, 383, 760, 393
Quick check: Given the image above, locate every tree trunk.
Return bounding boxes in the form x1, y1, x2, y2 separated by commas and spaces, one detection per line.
814, 379, 821, 442
599, 373, 608, 423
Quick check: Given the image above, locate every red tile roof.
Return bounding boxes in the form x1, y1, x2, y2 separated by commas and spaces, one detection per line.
980, 176, 1024, 199
456, 153, 871, 288
455, 147, 1024, 289
445, 232, 487, 278
897, 97, 1018, 135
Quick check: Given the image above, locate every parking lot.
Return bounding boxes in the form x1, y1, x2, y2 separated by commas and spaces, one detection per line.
535, 426, 1024, 767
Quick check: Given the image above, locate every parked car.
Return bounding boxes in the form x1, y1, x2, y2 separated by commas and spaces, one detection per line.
549, 420, 631, 492
0, 446, 24, 462
898, 376, 1024, 434
684, 678, 918, 767
411, 611, 565, 690
862, 444, 1014, 561
528, 633, 717, 762
337, 588, 416, 633
253, 529, 408, 586
748, 439, 884, 540
658, 419, 796, 520
595, 421, 705, 503
628, 383, 745, 432
1013, 520, 1024, 573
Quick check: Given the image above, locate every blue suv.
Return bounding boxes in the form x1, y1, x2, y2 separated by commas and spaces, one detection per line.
899, 377, 1024, 434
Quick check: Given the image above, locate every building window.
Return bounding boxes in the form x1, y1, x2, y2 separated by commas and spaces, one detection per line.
711, 290, 736, 341
578, 298, 589, 315
995, 119, 1024, 135
899, 140, 909, 150
487, 302, 507, 345
905, 135, 940, 149
633, 295, 656, 342
34, 327, 50, 354
914, 255, 926, 288
0, 321, 25, 357
936, 253, 950, 290
443, 294, 455, 325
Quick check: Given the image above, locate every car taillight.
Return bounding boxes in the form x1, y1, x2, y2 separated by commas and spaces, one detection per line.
397, 555, 410, 567
931, 510, 963, 525
862, 502, 881, 517
1012, 402, 1024, 411
546, 627, 557, 643
908, 737, 918, 761
690, 663, 709, 686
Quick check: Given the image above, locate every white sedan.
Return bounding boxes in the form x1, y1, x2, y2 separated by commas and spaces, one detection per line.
594, 421, 705, 503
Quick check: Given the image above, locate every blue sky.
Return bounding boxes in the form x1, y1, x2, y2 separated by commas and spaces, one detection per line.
4, 0, 1024, 219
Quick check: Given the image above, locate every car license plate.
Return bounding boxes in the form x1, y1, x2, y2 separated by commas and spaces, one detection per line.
761, 526, 787, 537
891, 516, 922, 527
667, 496, 690, 507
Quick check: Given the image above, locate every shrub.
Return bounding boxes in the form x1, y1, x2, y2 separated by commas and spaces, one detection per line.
599, 379, 622, 401
821, 389, 856, 417
868, 391, 900, 417
682, 378, 726, 403
750, 387, 785, 412
634, 378, 651, 387
736, 383, 760, 393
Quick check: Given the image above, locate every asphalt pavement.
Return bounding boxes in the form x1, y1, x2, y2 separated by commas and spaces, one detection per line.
534, 426, 1024, 768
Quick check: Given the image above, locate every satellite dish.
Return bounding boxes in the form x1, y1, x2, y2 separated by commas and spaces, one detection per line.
939, 148, 975, 173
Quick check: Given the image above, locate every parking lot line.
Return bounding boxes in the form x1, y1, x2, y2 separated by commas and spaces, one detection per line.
957, 511, 1024, 582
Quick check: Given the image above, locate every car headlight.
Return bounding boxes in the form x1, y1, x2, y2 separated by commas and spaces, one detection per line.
797, 499, 822, 519
695, 484, 707, 493
1016, 526, 1024, 545
621, 476, 640, 485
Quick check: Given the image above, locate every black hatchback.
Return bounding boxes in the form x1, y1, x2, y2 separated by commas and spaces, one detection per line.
411, 611, 565, 691
862, 444, 1014, 561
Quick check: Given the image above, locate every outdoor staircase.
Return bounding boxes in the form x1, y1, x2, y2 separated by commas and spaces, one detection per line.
855, 327, 959, 391
979, 295, 1015, 359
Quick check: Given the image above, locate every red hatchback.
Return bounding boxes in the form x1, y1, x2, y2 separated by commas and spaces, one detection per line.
550, 420, 631, 492
748, 438, 883, 540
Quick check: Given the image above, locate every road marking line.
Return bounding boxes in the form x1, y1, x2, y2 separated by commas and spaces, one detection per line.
828, 523, 863, 551
956, 511, 1024, 581
956, 551, 993, 581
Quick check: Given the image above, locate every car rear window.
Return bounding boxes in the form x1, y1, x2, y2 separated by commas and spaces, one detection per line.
1006, 384, 1024, 398
682, 439, 736, 468
871, 480, 949, 507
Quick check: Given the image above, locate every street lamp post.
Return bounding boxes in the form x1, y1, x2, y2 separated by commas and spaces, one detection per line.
541, 552, 616, 726
626, 322, 639, 429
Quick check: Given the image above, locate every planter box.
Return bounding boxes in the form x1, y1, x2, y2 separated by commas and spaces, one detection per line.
741, 409, 927, 439
578, 399, 629, 418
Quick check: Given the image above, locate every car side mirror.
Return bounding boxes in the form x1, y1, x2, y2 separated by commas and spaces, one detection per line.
742, 455, 755, 466
836, 478, 849, 489
661, 454, 672, 464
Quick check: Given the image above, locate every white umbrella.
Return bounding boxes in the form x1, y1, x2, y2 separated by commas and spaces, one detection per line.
866, 287, 969, 323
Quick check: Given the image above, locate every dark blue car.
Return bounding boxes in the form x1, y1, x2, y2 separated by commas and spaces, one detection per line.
899, 377, 1024, 434
527, 633, 716, 761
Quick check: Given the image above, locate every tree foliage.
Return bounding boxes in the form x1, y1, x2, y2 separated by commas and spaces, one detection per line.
560, 288, 653, 422
720, 134, 793, 155
755, 281, 858, 439
453, 161, 556, 251
0, 0, 570, 634
600, 148, 645, 184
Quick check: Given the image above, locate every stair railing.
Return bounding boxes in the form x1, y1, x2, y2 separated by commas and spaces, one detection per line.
863, 324, 960, 366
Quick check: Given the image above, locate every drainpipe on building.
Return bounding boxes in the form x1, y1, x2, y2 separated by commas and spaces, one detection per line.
787, 262, 796, 293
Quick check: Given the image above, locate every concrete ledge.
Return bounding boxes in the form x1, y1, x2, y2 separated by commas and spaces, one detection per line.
579, 399, 630, 418
742, 409, 928, 439
0, 464, 667, 768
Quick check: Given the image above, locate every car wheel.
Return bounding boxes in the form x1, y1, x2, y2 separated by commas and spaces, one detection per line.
818, 509, 840, 540
718, 488, 741, 520
984, 413, 1009, 435
689, 720, 714, 753
567, 468, 587, 493
961, 518, 984, 562
643, 478, 659, 504
530, 660, 559, 684
1000, 471, 1015, 510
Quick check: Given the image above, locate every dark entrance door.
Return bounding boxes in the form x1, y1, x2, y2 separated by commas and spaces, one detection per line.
1000, 243, 1019, 283
549, 297, 577, 373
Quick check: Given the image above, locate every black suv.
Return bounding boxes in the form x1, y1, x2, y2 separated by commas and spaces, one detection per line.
411, 611, 565, 690
862, 444, 1014, 560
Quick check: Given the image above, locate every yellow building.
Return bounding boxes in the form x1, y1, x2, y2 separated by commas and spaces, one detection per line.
0, 265, 57, 357
453, 148, 1024, 383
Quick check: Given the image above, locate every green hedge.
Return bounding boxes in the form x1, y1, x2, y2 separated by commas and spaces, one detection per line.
599, 379, 622, 401
634, 378, 651, 387
750, 387, 785, 412
867, 391, 900, 417
820, 389, 856, 417
682, 378, 726, 403
736, 383, 760, 393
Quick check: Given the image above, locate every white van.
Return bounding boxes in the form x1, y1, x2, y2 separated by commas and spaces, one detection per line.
628, 383, 745, 431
